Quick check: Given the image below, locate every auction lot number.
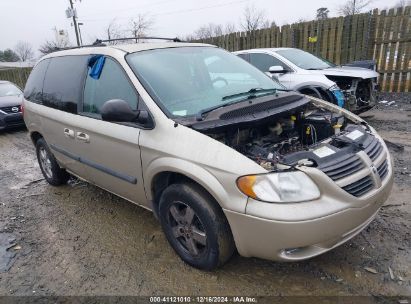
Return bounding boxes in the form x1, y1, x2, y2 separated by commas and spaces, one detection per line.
150, 296, 257, 303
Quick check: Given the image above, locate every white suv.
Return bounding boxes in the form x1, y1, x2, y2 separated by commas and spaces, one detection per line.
235, 48, 379, 113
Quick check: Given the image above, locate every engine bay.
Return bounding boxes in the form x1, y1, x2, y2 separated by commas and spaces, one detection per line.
203, 102, 368, 171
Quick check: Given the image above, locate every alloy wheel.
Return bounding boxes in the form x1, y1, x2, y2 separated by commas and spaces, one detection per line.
39, 146, 53, 179
167, 201, 207, 257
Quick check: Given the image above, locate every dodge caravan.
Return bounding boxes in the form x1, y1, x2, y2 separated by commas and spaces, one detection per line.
23, 42, 393, 270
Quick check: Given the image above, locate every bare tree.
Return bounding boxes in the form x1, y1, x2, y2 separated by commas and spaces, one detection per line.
270, 21, 277, 28
14, 41, 34, 62
316, 7, 330, 20
338, 0, 372, 16
0, 49, 20, 62
39, 39, 70, 55
193, 23, 224, 39
187, 22, 237, 40
395, 0, 411, 7
261, 20, 271, 29
129, 14, 154, 42
240, 4, 269, 32
224, 23, 237, 34
105, 19, 125, 44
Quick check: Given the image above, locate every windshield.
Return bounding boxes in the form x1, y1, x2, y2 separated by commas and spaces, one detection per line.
126, 47, 285, 117
275, 49, 336, 70
0, 83, 22, 97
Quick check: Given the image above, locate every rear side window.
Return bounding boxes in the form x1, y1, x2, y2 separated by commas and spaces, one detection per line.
24, 59, 50, 103
237, 53, 249, 62
42, 56, 88, 114
249, 53, 289, 72
83, 57, 138, 115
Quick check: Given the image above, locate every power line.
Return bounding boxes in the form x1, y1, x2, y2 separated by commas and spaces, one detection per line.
81, 0, 248, 23
152, 0, 249, 17
81, 0, 178, 18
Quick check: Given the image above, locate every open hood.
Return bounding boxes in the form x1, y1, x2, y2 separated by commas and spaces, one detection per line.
308, 66, 379, 79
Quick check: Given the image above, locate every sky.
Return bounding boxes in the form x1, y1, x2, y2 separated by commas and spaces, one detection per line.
0, 0, 401, 58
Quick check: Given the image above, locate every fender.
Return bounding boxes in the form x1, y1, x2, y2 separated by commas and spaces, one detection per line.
144, 157, 248, 213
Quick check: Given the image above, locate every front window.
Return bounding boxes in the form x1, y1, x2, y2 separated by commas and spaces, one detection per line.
249, 53, 290, 72
275, 49, 335, 70
0, 83, 22, 97
126, 47, 285, 117
83, 57, 138, 115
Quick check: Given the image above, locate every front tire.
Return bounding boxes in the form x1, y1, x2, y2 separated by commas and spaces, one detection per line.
36, 138, 70, 186
158, 183, 235, 270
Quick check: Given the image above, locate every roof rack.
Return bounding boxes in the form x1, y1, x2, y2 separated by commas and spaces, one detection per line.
92, 37, 183, 46
54, 37, 184, 52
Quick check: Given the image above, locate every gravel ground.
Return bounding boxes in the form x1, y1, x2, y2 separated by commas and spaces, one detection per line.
0, 93, 410, 300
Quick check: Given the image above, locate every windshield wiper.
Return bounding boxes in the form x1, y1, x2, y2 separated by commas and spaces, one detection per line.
274, 88, 292, 92
221, 87, 277, 101
195, 88, 277, 121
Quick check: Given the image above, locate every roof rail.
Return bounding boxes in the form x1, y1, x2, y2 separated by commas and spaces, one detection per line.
92, 37, 183, 46
53, 37, 184, 52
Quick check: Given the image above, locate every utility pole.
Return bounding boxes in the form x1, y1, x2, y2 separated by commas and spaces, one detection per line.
78, 22, 84, 46
69, 0, 81, 46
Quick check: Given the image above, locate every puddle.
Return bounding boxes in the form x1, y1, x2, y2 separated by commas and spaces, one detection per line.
0, 233, 17, 272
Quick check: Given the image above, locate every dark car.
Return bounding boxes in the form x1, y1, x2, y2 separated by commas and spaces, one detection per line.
0, 81, 25, 131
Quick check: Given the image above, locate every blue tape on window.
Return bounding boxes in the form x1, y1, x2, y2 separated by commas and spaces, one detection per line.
88, 55, 105, 79
332, 90, 345, 108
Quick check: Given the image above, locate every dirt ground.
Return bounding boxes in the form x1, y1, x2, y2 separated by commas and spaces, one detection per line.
0, 94, 410, 299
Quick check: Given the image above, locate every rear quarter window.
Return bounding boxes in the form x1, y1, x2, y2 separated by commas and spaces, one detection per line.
24, 59, 50, 103
42, 55, 88, 114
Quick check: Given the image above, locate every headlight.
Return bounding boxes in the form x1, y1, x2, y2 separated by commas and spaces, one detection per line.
237, 171, 320, 203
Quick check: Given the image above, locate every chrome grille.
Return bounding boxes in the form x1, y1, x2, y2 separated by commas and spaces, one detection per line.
377, 159, 389, 180
319, 154, 365, 181
364, 137, 383, 161
0, 106, 21, 114
342, 175, 374, 197
319, 135, 388, 197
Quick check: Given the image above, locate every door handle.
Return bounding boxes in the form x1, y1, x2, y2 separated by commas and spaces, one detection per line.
76, 132, 90, 143
63, 128, 75, 138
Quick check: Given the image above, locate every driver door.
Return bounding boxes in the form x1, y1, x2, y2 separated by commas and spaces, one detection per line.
77, 56, 147, 205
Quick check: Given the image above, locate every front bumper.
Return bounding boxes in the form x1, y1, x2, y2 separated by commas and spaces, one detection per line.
0, 113, 25, 130
344, 79, 378, 113
224, 154, 393, 262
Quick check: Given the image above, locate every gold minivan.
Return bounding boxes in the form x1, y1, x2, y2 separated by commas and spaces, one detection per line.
23, 41, 393, 270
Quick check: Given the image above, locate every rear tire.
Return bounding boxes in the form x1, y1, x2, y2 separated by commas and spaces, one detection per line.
158, 183, 235, 270
36, 138, 70, 186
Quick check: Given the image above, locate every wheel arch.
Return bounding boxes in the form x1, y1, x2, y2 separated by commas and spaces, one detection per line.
297, 84, 336, 104
146, 158, 234, 218
30, 131, 43, 145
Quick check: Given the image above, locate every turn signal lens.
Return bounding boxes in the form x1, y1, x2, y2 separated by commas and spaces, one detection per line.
236, 175, 257, 199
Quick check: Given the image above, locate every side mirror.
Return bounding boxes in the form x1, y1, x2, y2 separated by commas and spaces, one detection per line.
268, 65, 287, 74
100, 99, 153, 127
101, 99, 139, 122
